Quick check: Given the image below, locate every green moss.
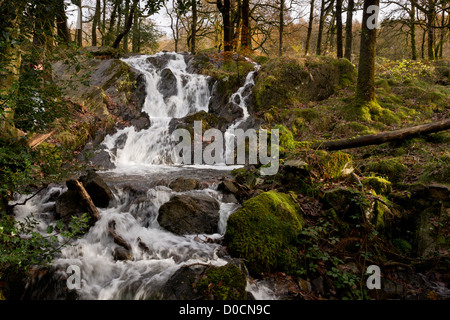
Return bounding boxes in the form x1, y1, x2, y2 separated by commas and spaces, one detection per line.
297, 108, 319, 122
363, 176, 392, 195
392, 238, 412, 255
224, 190, 304, 275
333, 58, 357, 87
318, 151, 353, 179
322, 187, 369, 223
333, 121, 374, 136
274, 124, 296, 153
253, 56, 355, 112
196, 264, 247, 300
418, 152, 450, 184
364, 157, 407, 183
372, 199, 391, 229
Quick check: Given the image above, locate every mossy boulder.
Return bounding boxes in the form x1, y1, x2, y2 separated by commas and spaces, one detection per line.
196, 264, 248, 300
168, 110, 228, 136
363, 176, 392, 195
224, 190, 304, 275
161, 263, 248, 300
363, 157, 407, 183
321, 187, 369, 223
252, 56, 356, 112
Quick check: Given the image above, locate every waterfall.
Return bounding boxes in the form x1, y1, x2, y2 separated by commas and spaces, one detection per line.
11, 52, 275, 300
102, 53, 211, 168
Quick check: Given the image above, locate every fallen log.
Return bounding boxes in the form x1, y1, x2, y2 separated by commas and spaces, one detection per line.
314, 118, 450, 151
108, 220, 132, 251
28, 130, 55, 149
73, 180, 101, 222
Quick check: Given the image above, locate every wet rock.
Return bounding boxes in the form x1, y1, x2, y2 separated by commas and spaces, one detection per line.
161, 263, 248, 300
158, 68, 178, 100
158, 193, 220, 235
78, 170, 114, 208
169, 177, 199, 192
113, 246, 131, 261
86, 150, 116, 170
311, 277, 325, 296
218, 180, 239, 194
160, 265, 206, 300
222, 193, 238, 204
147, 53, 176, 70
55, 190, 87, 225
21, 266, 79, 300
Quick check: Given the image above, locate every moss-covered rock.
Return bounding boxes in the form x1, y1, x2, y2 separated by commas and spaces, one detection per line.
196, 264, 248, 300
252, 56, 356, 112
224, 190, 304, 275
363, 157, 407, 183
363, 176, 392, 195
322, 187, 369, 223
319, 151, 353, 179
161, 263, 248, 300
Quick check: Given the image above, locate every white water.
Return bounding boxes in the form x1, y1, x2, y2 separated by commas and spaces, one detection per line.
102, 53, 211, 167
12, 52, 275, 300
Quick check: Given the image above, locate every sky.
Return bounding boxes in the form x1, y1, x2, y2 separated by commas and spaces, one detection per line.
65, 0, 395, 41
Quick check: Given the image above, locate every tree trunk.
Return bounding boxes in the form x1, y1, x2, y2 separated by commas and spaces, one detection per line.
336, 0, 343, 58
191, 0, 197, 54
74, 180, 101, 222
437, 10, 447, 58
344, 0, 354, 60
217, 0, 232, 52
327, 11, 336, 53
426, 0, 436, 60
132, 2, 140, 53
0, 0, 26, 141
105, 0, 119, 46
279, 0, 284, 56
355, 0, 379, 104
112, 0, 139, 49
317, 0, 326, 55
76, 1, 83, 47
123, 0, 130, 52
101, 0, 106, 45
410, 1, 417, 60
305, 0, 315, 55
56, 0, 71, 44
92, 0, 101, 46
314, 119, 450, 151
241, 0, 250, 51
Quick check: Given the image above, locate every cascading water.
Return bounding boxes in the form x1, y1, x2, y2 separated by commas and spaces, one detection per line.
11, 52, 275, 300
102, 53, 211, 167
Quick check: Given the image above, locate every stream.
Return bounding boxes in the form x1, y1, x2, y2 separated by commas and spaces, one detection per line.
11, 52, 276, 300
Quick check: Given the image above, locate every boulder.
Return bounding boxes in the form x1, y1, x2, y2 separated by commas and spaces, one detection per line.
158, 68, 178, 100
161, 263, 248, 300
147, 53, 176, 70
218, 180, 239, 194
157, 193, 220, 235
169, 177, 199, 192
224, 190, 304, 275
78, 170, 114, 208
55, 190, 87, 225
113, 246, 131, 261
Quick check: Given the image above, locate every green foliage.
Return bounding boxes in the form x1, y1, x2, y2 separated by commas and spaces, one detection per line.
0, 212, 90, 278
295, 219, 370, 300
377, 58, 433, 82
